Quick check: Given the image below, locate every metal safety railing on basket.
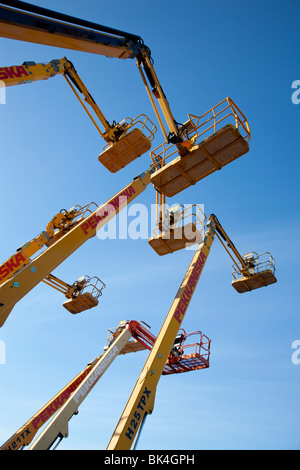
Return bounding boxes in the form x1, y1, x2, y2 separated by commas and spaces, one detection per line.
163, 330, 211, 375
181, 331, 211, 364
150, 97, 251, 171
232, 252, 276, 282
103, 113, 157, 151
78, 275, 106, 300
152, 203, 206, 239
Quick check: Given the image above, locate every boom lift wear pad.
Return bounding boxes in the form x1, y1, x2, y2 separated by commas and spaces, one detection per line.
99, 129, 151, 173
150, 124, 249, 197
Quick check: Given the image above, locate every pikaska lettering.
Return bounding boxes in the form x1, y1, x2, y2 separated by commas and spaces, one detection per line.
0, 252, 27, 281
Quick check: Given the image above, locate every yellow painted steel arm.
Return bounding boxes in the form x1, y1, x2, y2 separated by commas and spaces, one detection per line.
0, 2, 141, 58
0, 2, 183, 146
210, 214, 249, 274
0, 57, 124, 143
0, 59, 63, 86
107, 219, 216, 450
0, 168, 152, 327
0, 208, 77, 289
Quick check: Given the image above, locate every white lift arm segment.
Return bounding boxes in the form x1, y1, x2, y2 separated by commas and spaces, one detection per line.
29, 327, 132, 450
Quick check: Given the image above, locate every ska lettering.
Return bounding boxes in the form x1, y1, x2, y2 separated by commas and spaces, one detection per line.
0, 252, 27, 281
0, 66, 29, 81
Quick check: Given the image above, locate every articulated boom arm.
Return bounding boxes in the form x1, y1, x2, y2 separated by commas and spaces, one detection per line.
0, 204, 88, 290
136, 48, 182, 145
210, 214, 277, 292
210, 214, 250, 275
0, 1, 188, 149
43, 273, 105, 301
0, 168, 153, 327
42, 273, 106, 315
0, 56, 135, 144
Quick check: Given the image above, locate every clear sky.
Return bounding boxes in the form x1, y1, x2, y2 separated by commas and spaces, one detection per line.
0, 0, 299, 451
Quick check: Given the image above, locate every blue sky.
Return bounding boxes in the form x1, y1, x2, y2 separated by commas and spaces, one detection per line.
0, 0, 299, 450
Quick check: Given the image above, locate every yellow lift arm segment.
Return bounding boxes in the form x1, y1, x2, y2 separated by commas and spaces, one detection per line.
0, 57, 126, 143
0, 1, 141, 59
0, 2, 188, 147
0, 168, 152, 327
107, 218, 216, 450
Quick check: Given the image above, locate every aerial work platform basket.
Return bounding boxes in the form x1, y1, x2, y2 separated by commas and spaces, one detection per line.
148, 204, 205, 256
63, 292, 99, 314
103, 320, 154, 355
150, 98, 250, 197
98, 114, 157, 173
231, 252, 277, 293
163, 330, 211, 375
62, 276, 106, 314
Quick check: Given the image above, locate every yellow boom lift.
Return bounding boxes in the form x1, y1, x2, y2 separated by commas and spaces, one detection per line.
0, 3, 253, 264
0, 56, 157, 173
7, 211, 273, 450
0, 1, 250, 183
0, 2, 277, 450
106, 214, 276, 449
1, 320, 210, 450
0, 169, 153, 327
1, 202, 277, 450
148, 205, 277, 294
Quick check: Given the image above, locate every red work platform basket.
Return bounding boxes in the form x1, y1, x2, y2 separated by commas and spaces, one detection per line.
163, 330, 211, 375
